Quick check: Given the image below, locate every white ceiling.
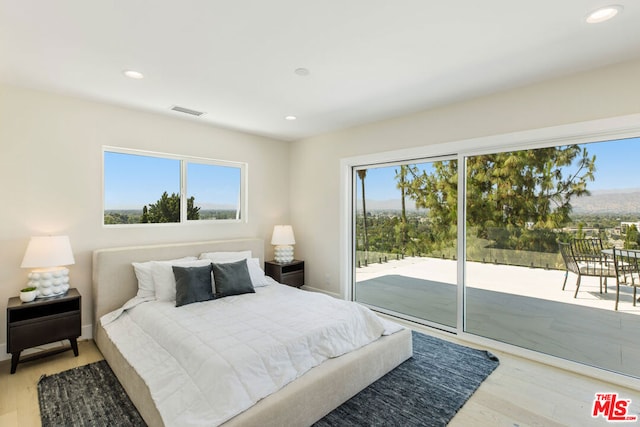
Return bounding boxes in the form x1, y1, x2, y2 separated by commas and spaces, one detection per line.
1, 1, 639, 141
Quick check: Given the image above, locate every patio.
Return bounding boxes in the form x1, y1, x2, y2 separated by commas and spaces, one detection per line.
355, 257, 640, 378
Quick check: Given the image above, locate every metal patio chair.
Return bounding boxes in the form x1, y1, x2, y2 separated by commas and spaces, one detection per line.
612, 248, 640, 311
559, 239, 614, 298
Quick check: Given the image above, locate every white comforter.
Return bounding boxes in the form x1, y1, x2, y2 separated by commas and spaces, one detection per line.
102, 281, 401, 426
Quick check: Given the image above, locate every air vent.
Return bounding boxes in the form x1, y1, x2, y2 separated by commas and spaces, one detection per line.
170, 105, 205, 117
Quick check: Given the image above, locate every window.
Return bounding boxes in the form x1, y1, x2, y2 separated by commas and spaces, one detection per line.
103, 147, 246, 225
186, 162, 242, 221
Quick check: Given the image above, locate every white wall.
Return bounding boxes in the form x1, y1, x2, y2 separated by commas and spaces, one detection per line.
0, 84, 291, 347
290, 58, 640, 295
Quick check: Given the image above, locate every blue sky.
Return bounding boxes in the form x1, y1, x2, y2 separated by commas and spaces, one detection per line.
358, 137, 640, 200
104, 152, 240, 210
585, 137, 639, 190
187, 163, 240, 209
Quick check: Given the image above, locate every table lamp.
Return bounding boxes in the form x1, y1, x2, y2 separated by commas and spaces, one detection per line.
271, 225, 296, 263
21, 235, 75, 298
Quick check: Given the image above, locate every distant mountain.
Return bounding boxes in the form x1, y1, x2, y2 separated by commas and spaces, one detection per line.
356, 198, 421, 211
197, 203, 238, 210
572, 188, 640, 214
357, 188, 640, 215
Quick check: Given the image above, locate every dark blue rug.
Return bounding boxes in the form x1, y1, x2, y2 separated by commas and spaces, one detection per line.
313, 331, 499, 427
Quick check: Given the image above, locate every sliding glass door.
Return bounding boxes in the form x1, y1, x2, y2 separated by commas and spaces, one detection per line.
351, 136, 640, 378
353, 159, 457, 329
464, 138, 640, 378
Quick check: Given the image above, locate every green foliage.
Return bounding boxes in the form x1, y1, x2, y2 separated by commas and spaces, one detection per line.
104, 211, 142, 224
104, 192, 202, 224
400, 145, 595, 253
394, 165, 411, 254
145, 192, 200, 223
141, 205, 150, 223
624, 224, 640, 249
355, 212, 435, 256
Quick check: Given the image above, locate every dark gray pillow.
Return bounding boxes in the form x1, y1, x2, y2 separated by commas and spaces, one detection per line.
173, 264, 214, 307
212, 259, 255, 298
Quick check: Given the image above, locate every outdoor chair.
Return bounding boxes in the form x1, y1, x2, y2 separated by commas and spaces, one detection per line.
559, 239, 614, 298
612, 248, 640, 311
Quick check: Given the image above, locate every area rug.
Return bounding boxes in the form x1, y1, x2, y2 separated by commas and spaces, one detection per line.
38, 332, 498, 427
313, 331, 499, 427
38, 360, 145, 427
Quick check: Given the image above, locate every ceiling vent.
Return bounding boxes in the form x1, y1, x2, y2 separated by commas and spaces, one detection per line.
170, 105, 205, 117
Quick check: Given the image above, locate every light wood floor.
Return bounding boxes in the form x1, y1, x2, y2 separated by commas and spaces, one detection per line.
0, 337, 638, 426
0, 340, 103, 427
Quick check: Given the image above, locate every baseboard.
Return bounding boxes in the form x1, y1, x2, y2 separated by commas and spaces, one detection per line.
0, 323, 93, 362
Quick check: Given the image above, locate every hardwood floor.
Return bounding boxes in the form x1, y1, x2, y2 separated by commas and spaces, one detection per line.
0, 336, 638, 426
0, 340, 102, 427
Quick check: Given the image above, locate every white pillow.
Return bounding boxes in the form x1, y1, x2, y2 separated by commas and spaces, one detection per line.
199, 251, 252, 263
199, 251, 269, 287
247, 258, 269, 287
132, 256, 197, 298
151, 259, 213, 302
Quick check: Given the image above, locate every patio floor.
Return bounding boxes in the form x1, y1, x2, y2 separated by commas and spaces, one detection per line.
355, 257, 640, 378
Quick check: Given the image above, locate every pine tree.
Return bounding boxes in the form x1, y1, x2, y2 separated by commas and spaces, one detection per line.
402, 145, 596, 252
144, 192, 200, 223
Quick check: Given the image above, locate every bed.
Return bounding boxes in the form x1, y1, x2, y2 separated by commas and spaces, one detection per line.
92, 238, 413, 426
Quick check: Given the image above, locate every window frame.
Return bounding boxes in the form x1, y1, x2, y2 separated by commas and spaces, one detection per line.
102, 146, 248, 227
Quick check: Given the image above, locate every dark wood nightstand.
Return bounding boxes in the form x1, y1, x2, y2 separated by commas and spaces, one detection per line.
6, 288, 81, 374
265, 260, 304, 288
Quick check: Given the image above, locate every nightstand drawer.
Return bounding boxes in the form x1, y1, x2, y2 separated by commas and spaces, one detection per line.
281, 270, 304, 287
9, 312, 80, 352
265, 260, 305, 288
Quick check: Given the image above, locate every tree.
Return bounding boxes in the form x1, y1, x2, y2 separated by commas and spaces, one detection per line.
394, 165, 412, 254
403, 145, 596, 252
357, 170, 369, 254
624, 224, 639, 249
141, 205, 150, 223
144, 192, 200, 223
403, 161, 458, 250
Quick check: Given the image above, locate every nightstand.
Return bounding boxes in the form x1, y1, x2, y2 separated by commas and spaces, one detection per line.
6, 288, 81, 374
265, 260, 304, 288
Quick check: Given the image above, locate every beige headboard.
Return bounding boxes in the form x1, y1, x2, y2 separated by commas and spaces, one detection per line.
92, 238, 264, 328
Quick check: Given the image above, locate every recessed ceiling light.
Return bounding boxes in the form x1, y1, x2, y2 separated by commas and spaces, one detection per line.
285, 115, 297, 121
123, 69, 144, 79
586, 5, 623, 23
294, 68, 310, 76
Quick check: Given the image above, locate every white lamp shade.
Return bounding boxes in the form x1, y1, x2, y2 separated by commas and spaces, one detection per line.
271, 225, 296, 245
21, 236, 75, 268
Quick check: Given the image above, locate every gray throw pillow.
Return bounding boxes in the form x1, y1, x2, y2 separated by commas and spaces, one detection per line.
212, 259, 255, 298
173, 264, 214, 307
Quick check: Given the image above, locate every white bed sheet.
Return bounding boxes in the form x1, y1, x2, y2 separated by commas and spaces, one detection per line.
102, 280, 401, 427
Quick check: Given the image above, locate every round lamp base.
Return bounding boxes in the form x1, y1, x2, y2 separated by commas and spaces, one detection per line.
274, 245, 294, 264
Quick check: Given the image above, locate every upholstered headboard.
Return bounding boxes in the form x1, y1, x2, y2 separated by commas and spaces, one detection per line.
92, 238, 264, 327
